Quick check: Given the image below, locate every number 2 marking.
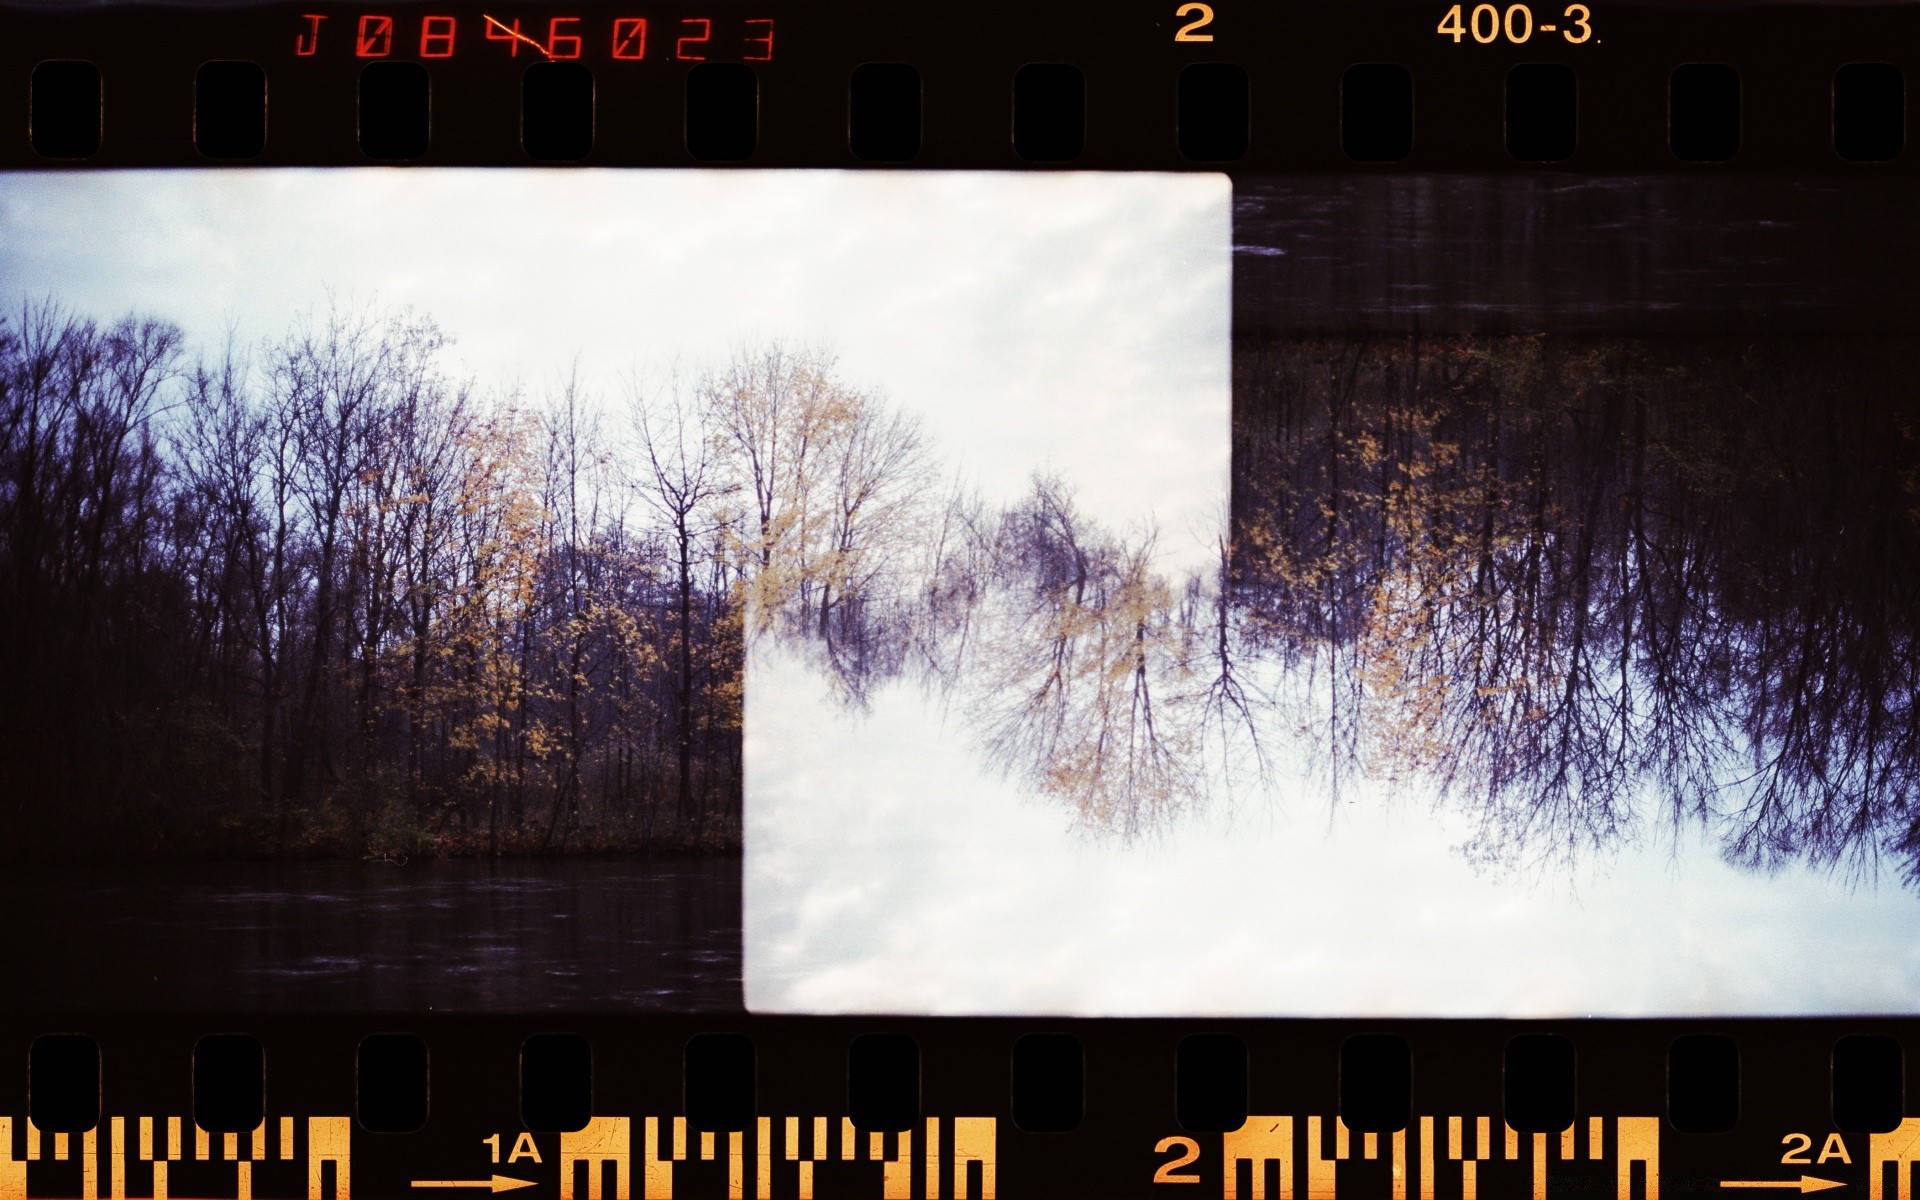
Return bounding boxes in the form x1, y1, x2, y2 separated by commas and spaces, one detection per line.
675, 17, 711, 60
1154, 1136, 1202, 1183
1174, 3, 1215, 42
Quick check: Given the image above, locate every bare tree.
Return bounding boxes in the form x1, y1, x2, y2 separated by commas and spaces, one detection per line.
632, 372, 731, 831
708, 343, 840, 621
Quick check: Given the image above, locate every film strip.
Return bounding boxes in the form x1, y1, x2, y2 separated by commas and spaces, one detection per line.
0, 2, 1917, 168
2, 3, 1919, 1200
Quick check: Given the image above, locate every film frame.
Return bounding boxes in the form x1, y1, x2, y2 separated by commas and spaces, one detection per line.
2, 2, 1920, 1199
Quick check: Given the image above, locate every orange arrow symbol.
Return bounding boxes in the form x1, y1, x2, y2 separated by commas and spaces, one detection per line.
412, 1177, 537, 1193
1720, 1178, 1845, 1193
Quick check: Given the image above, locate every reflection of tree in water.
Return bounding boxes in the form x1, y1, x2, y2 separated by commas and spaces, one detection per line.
967, 479, 1205, 837
763, 462, 1211, 838
1233, 334, 1920, 885
762, 332, 1920, 888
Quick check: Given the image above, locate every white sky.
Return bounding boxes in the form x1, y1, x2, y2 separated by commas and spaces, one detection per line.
0, 169, 1230, 572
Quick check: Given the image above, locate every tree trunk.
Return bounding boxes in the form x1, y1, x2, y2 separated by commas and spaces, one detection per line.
676, 525, 694, 828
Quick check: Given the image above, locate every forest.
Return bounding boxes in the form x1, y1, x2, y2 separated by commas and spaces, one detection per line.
0, 299, 931, 858
1231, 332, 1920, 884
772, 328, 1920, 892
7, 296, 1920, 890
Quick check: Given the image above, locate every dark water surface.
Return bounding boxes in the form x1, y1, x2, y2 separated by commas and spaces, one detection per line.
1, 857, 741, 1011
1236, 175, 1920, 333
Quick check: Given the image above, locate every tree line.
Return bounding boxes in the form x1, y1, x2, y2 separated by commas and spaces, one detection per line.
750, 326, 1920, 890
9, 297, 1919, 890
1232, 332, 1920, 885
0, 299, 935, 858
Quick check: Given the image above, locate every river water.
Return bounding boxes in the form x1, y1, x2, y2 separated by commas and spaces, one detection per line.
2, 857, 741, 1011
1234, 174, 1920, 334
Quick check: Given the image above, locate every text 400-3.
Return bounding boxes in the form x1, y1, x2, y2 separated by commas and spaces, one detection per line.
292, 13, 774, 61
1437, 3, 1593, 44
